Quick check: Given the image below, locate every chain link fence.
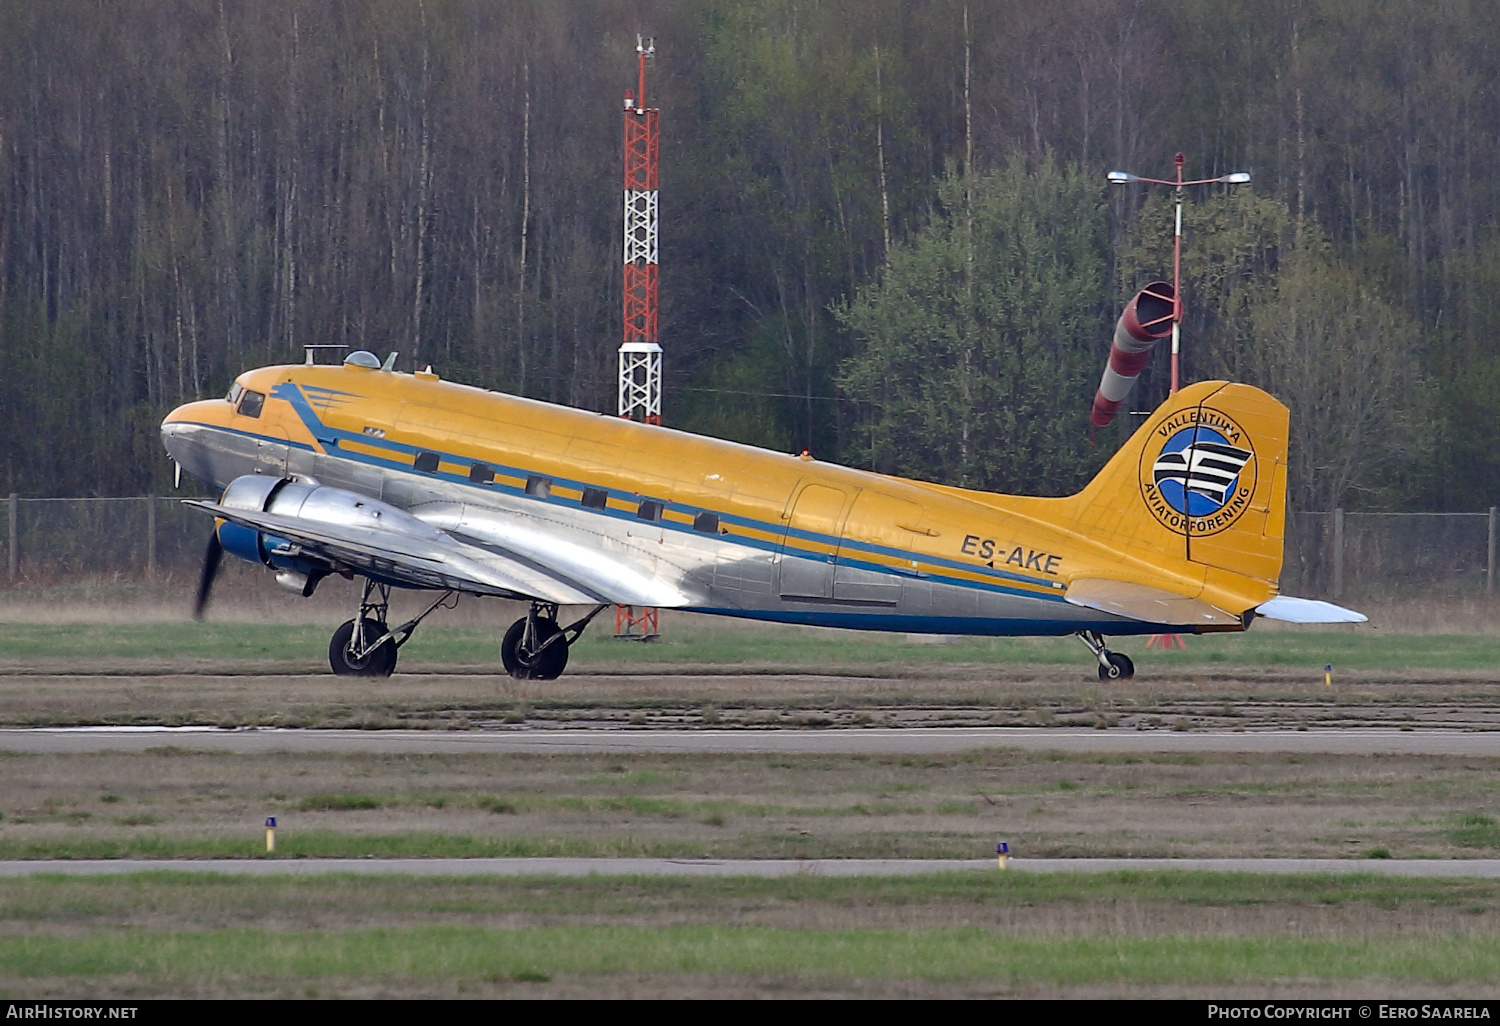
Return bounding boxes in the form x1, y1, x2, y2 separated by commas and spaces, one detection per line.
2, 495, 211, 583
0, 495, 1495, 599
1284, 510, 1497, 599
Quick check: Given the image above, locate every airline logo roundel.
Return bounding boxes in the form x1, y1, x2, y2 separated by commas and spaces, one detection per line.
1139, 406, 1256, 536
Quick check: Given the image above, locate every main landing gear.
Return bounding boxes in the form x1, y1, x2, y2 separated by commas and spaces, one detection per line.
1076, 630, 1135, 681
500, 602, 609, 681
329, 580, 458, 677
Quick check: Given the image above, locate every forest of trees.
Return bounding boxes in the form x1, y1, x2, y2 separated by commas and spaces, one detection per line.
1, 0, 1496, 513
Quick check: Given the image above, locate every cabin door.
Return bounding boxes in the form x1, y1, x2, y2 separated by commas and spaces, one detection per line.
254, 426, 289, 477
776, 482, 849, 600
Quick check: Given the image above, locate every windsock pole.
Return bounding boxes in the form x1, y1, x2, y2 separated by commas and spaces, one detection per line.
1104, 157, 1251, 401
1101, 158, 1250, 654
1170, 153, 1184, 393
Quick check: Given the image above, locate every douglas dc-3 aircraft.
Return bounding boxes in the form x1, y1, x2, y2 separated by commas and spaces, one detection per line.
161, 292, 1362, 682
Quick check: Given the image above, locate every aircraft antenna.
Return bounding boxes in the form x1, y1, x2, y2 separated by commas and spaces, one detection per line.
616, 35, 662, 641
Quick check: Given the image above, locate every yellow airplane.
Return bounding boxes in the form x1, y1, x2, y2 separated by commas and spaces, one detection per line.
161, 331, 1362, 681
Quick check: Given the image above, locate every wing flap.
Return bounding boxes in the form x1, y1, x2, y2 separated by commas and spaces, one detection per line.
1065, 578, 1244, 627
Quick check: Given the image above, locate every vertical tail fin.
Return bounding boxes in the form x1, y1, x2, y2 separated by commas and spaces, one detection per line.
1071, 380, 1289, 585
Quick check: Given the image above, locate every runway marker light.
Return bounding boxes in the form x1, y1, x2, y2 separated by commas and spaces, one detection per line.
1325, 664, 1332, 687
996, 841, 1009, 870
265, 816, 276, 853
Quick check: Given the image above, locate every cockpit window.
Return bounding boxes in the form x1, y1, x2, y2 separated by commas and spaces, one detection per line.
225, 382, 244, 405
237, 390, 265, 418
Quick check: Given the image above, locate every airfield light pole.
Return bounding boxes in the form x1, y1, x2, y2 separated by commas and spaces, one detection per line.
1107, 156, 1251, 394
616, 36, 661, 641
1108, 157, 1248, 654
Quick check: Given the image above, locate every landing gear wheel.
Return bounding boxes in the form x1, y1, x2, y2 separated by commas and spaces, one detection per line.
500, 616, 569, 680
1097, 652, 1134, 681
329, 618, 398, 677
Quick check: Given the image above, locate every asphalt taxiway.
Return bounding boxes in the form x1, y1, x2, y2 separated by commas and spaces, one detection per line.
0, 726, 1494, 757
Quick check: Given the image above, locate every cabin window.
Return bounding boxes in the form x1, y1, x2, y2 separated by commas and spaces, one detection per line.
693, 511, 720, 534
413, 451, 440, 473
637, 499, 664, 522
525, 475, 552, 499
581, 487, 608, 510
237, 390, 265, 419
469, 463, 494, 484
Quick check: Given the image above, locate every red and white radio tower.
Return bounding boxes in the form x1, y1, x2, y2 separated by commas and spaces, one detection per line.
616, 36, 661, 640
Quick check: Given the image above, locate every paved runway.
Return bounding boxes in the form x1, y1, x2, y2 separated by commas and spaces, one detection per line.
2, 857, 1498, 878
1, 726, 1495, 756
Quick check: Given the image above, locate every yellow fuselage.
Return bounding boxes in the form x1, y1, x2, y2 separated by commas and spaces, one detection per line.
162, 361, 1286, 635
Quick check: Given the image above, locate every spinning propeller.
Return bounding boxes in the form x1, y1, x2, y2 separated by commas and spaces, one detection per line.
193, 529, 223, 620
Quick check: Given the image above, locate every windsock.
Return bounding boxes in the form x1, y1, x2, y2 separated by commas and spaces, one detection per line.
1089, 282, 1175, 428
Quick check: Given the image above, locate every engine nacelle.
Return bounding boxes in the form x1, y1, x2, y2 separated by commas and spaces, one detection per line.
214, 475, 442, 595
1089, 281, 1175, 428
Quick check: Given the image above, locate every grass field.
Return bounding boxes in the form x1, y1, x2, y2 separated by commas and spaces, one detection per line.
0, 598, 1496, 997
0, 618, 1492, 673
3, 748, 1499, 861
1, 872, 1497, 997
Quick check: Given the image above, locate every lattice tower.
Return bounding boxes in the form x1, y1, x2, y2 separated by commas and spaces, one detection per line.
617, 37, 661, 640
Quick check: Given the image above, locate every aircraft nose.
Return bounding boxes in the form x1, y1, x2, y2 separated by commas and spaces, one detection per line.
160, 416, 189, 460
161, 402, 221, 487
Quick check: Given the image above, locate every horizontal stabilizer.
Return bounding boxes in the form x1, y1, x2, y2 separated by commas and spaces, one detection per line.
1256, 595, 1367, 624
1065, 578, 1244, 627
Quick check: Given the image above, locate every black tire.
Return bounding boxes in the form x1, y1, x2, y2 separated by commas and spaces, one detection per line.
329, 618, 398, 677
1097, 651, 1134, 681
500, 616, 569, 681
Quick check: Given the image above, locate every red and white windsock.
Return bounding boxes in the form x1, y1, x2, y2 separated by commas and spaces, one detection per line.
1090, 281, 1175, 428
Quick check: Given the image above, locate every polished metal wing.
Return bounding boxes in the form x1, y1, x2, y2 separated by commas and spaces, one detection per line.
409, 501, 693, 609
185, 498, 606, 605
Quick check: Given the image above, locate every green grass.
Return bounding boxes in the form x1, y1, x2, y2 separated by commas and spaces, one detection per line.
298, 793, 384, 812
2, 871, 1495, 991
2, 925, 1495, 985
1450, 814, 1500, 850
0, 829, 985, 861
0, 620, 1493, 672
0, 832, 704, 861
6, 870, 1496, 917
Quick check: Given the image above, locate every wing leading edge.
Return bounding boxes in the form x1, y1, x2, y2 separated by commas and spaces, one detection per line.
184, 498, 692, 608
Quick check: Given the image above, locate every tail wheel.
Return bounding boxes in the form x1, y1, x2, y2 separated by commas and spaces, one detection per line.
501, 617, 569, 681
330, 617, 398, 677
1097, 652, 1134, 681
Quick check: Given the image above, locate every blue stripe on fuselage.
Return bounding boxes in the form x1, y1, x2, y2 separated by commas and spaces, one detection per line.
686, 607, 1159, 635
205, 384, 1072, 606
